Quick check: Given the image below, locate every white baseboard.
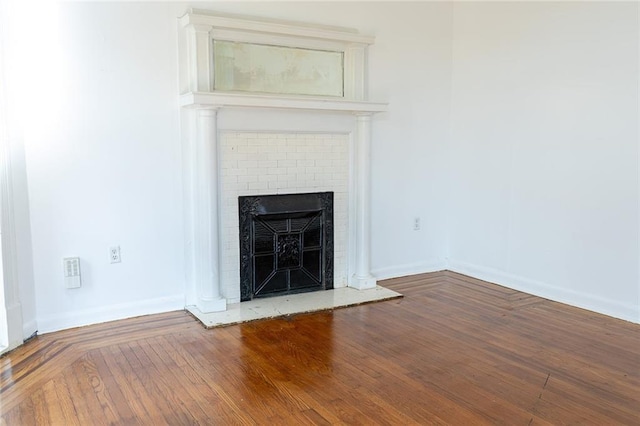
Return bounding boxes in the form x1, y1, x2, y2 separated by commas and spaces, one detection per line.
37, 294, 186, 334
23, 319, 37, 339
448, 259, 639, 324
372, 259, 448, 281
33, 261, 638, 333
4, 301, 24, 351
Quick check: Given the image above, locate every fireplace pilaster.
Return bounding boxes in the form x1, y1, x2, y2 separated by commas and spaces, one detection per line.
352, 113, 376, 290
193, 108, 226, 313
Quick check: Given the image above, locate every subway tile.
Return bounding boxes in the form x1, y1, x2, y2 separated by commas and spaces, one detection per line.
237, 160, 258, 169
237, 175, 258, 183
247, 182, 268, 190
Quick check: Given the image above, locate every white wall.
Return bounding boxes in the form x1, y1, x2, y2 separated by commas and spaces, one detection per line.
448, 2, 639, 322
22, 1, 452, 332
25, 3, 186, 332
21, 1, 637, 332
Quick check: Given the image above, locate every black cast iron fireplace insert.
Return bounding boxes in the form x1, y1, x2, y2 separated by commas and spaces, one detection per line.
238, 192, 334, 302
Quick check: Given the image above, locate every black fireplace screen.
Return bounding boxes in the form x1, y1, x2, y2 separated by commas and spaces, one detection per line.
239, 192, 334, 301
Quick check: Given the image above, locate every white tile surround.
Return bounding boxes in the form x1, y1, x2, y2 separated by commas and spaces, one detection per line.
219, 132, 350, 303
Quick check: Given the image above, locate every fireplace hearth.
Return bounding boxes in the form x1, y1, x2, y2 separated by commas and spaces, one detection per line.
239, 192, 334, 301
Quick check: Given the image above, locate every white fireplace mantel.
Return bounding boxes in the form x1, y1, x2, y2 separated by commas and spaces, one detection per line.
179, 10, 388, 314
180, 92, 387, 114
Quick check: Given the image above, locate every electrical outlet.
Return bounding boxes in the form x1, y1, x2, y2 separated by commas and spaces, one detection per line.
413, 217, 421, 231
109, 246, 121, 263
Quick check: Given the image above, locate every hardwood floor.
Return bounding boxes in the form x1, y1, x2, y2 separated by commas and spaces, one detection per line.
1, 271, 639, 425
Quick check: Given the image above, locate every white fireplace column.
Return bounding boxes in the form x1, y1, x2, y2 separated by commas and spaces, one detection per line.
194, 108, 226, 313
351, 112, 377, 290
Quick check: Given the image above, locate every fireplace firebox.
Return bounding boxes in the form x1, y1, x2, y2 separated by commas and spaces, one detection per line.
239, 192, 334, 301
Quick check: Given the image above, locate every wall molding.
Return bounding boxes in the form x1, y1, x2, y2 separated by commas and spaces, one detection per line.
448, 259, 639, 324
37, 294, 185, 334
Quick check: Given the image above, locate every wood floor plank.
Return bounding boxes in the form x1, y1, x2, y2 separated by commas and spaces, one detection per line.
137, 336, 216, 424
57, 374, 95, 426
40, 380, 66, 425
1, 271, 639, 424
104, 344, 164, 423
124, 340, 193, 425
27, 388, 49, 425
158, 332, 259, 424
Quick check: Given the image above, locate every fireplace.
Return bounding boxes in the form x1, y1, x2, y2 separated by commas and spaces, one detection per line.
179, 11, 387, 314
239, 192, 334, 301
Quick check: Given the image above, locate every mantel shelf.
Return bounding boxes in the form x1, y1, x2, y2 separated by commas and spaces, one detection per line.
180, 92, 388, 114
